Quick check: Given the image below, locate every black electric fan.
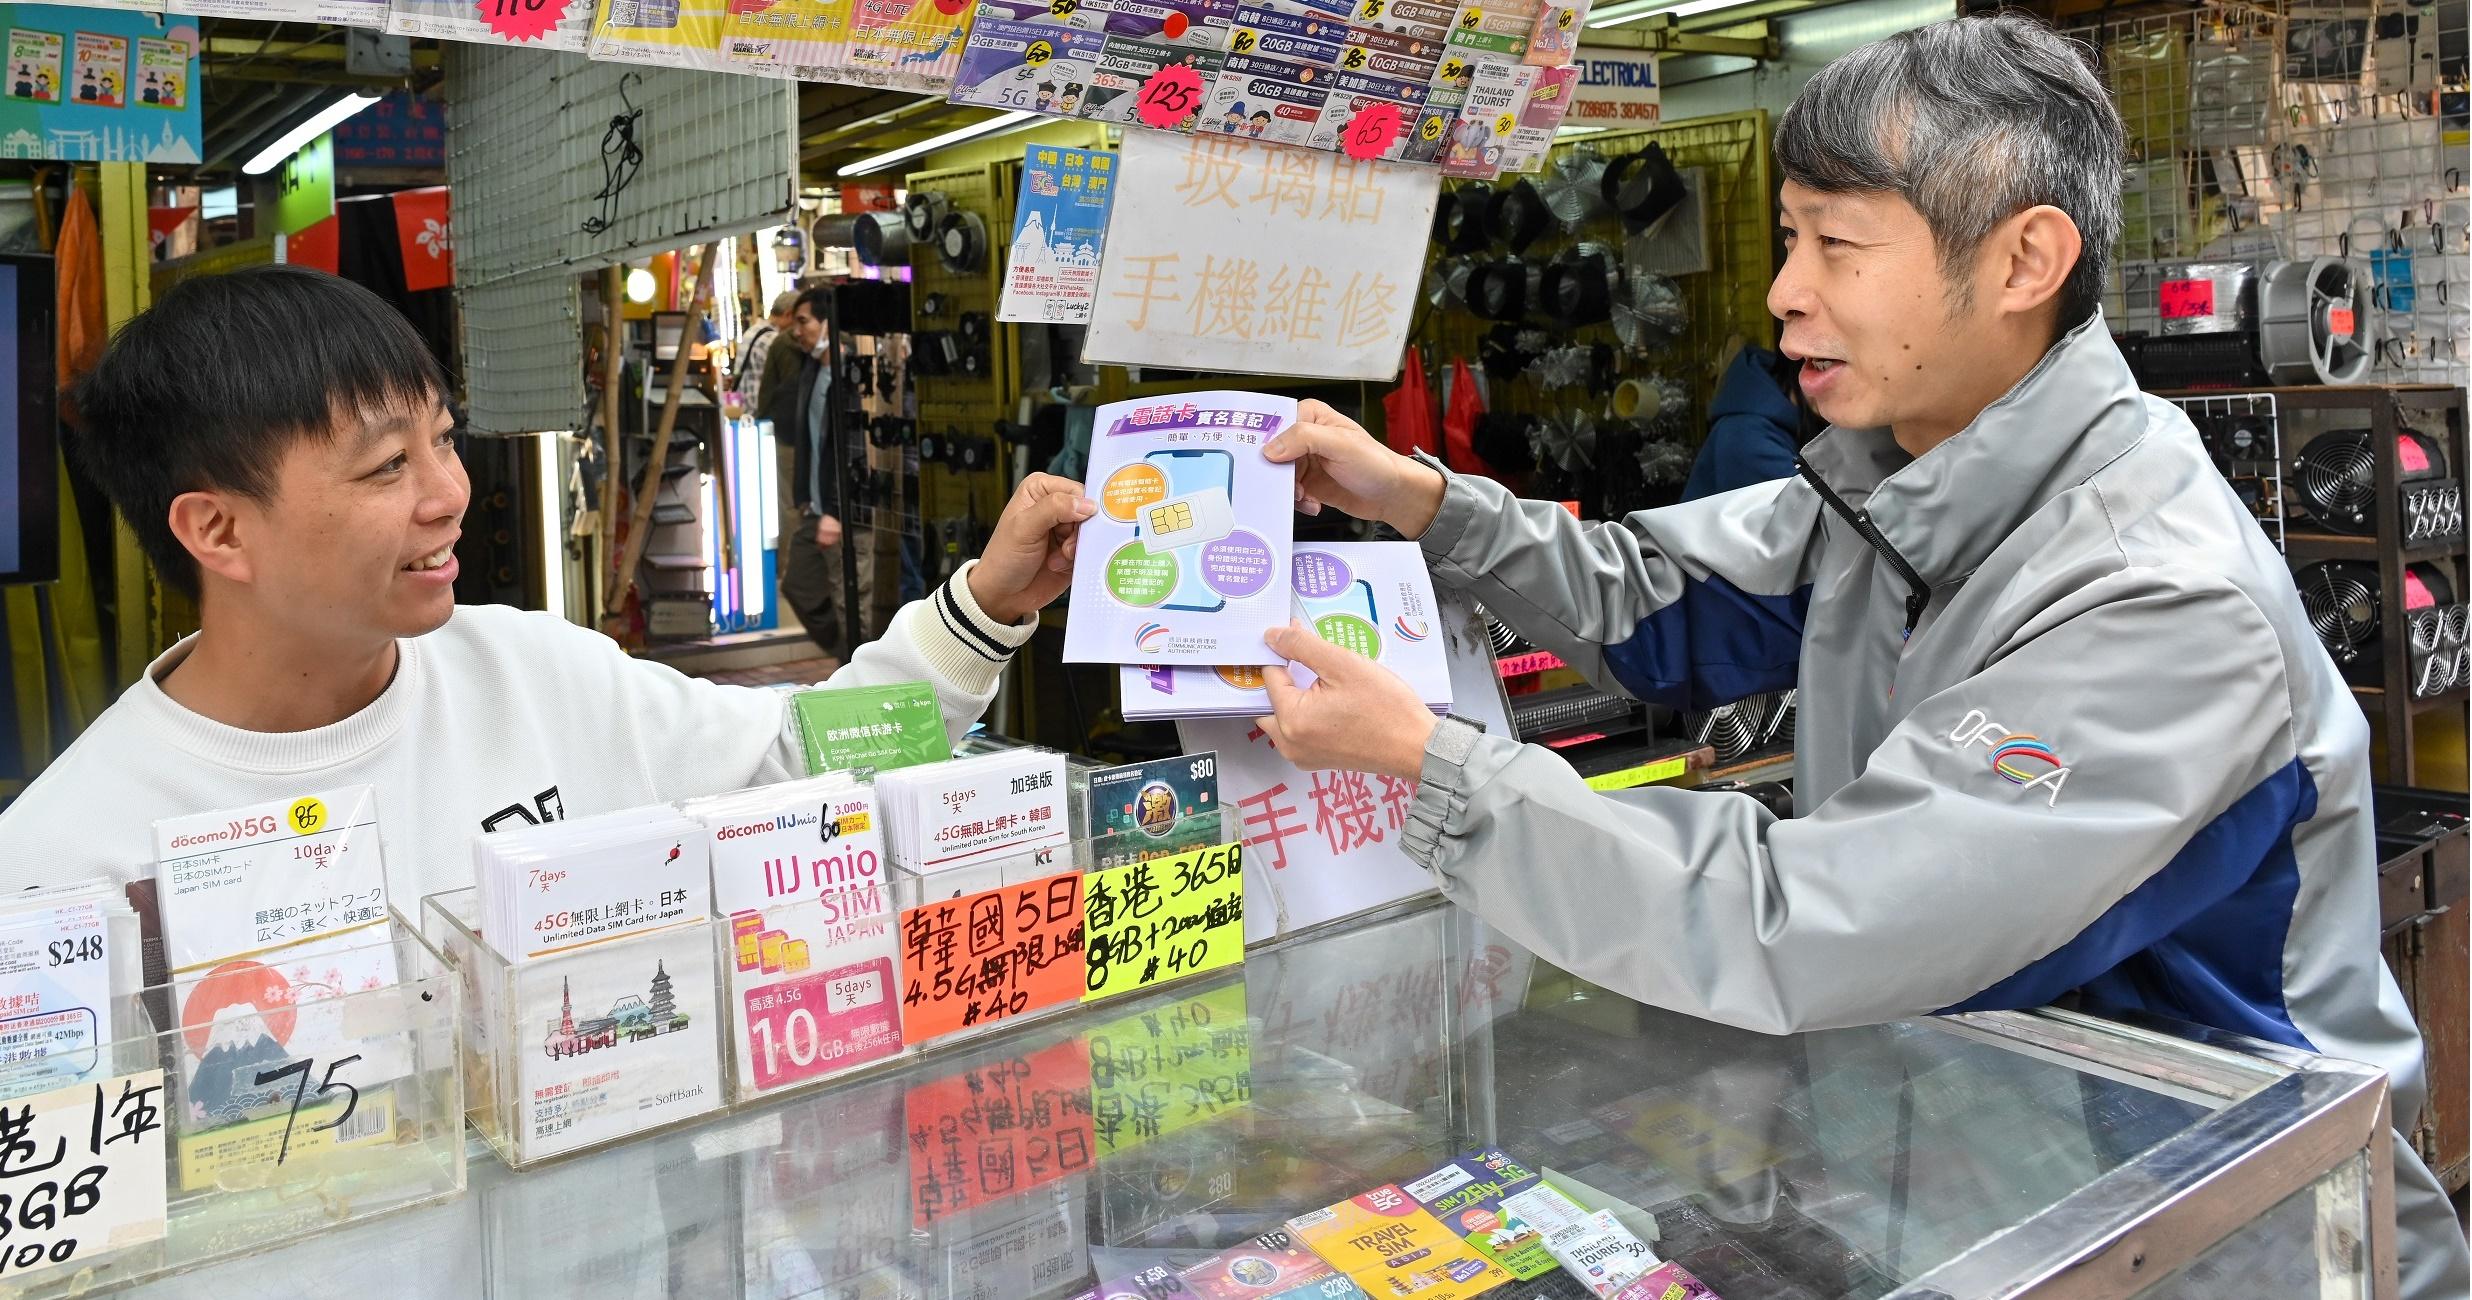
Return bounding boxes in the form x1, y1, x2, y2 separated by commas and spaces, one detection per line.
2297, 560, 2382, 666
2291, 428, 2449, 535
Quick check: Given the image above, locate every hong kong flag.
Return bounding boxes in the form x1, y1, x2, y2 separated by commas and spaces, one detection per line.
392, 186, 453, 292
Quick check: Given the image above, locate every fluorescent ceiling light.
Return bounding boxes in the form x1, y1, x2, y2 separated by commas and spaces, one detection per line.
1587, 0, 1757, 28
839, 111, 1040, 178
242, 93, 382, 175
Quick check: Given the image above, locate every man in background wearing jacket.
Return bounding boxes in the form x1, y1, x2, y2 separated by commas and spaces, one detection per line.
1258, 14, 2468, 1294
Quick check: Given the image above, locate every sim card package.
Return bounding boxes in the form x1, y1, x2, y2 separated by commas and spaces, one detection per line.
1065, 390, 1298, 666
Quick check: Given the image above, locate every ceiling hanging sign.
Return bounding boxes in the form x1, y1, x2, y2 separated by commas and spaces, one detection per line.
1563, 44, 1657, 128
1084, 129, 1440, 381
0, 10, 194, 159
387, 0, 593, 50
588, 0, 736, 72
275, 133, 336, 235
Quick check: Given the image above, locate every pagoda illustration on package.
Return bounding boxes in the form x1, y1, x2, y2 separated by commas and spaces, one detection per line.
1065, 391, 1298, 667
506, 922, 722, 1160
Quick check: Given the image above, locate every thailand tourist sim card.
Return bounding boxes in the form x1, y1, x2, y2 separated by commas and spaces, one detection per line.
1142, 486, 1237, 549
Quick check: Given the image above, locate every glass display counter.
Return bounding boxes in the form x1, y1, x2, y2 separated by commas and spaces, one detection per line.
125, 897, 2398, 1299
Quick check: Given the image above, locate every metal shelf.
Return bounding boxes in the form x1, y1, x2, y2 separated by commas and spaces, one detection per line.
2350, 684, 2467, 716
2285, 532, 2468, 565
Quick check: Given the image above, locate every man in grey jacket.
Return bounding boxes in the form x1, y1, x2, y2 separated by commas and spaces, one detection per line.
1257, 14, 2469, 1295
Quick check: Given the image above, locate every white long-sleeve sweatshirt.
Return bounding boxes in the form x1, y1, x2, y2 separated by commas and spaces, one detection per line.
0, 563, 1036, 907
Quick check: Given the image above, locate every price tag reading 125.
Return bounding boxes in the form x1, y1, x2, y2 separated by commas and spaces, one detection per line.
1136, 64, 1205, 130
2158, 278, 2216, 320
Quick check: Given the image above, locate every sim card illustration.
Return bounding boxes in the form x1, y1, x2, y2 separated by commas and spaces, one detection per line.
1139, 487, 1237, 550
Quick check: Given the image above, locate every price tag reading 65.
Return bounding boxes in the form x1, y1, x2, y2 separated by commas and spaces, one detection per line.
1135, 64, 1204, 130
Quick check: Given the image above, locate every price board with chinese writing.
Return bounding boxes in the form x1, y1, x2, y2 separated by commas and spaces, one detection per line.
1082, 843, 1245, 1001
0, 1070, 168, 1282
1085, 981, 1251, 1159
903, 1039, 1094, 1228
1084, 129, 1440, 380
898, 875, 1087, 1043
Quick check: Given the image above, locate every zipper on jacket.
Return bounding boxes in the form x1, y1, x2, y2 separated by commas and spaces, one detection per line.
1795, 457, 1932, 639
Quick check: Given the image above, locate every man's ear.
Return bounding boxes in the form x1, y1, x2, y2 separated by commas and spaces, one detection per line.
1987, 203, 2082, 321
167, 490, 254, 588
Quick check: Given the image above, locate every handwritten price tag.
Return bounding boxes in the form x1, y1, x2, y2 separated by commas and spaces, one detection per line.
2158, 278, 2215, 320
1343, 101, 1404, 160
1136, 64, 1205, 130
1082, 842, 1244, 1001
477, 0, 571, 42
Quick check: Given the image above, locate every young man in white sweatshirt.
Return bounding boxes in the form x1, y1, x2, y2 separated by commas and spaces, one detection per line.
0, 265, 1096, 905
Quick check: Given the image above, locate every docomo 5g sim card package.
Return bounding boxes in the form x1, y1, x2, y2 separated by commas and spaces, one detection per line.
1065, 391, 1297, 666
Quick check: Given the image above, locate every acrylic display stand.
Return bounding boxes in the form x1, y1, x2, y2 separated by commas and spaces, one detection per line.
420, 889, 726, 1171
0, 917, 465, 1297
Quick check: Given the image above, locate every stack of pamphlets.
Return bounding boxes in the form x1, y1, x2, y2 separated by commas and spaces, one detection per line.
1121, 541, 1455, 720
790, 681, 949, 778
875, 750, 1071, 876
1064, 391, 1298, 668
465, 805, 724, 1159
680, 775, 906, 1095
0, 879, 143, 1091
153, 788, 405, 1130
471, 807, 712, 963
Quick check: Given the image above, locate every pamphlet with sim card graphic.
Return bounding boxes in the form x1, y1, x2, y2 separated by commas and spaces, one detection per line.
1120, 541, 1454, 718
1065, 391, 1297, 666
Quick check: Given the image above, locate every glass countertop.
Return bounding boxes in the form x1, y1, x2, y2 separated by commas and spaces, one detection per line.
137, 896, 2325, 1300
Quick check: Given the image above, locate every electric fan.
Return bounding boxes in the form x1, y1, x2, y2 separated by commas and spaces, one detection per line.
2290, 428, 2447, 535
1537, 146, 1611, 230
2296, 560, 2381, 666
1610, 271, 1688, 351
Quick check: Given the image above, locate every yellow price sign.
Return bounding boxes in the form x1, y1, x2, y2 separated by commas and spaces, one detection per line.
1494, 111, 1515, 135
1049, 0, 1079, 15
1231, 28, 1256, 51
1024, 37, 1053, 63
1342, 46, 1367, 68
1356, 0, 1383, 17
1439, 55, 1465, 80
1556, 4, 1574, 26
1460, 7, 1481, 26
287, 796, 327, 835
1419, 113, 1443, 140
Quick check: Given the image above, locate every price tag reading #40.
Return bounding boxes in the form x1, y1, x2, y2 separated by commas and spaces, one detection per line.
899, 876, 1086, 1042
1083, 843, 1244, 1001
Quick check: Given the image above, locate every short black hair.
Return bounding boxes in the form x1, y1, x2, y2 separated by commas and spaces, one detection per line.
793, 286, 831, 321
68, 265, 450, 599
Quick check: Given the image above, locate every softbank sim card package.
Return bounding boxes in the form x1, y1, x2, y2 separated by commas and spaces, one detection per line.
1064, 391, 1296, 666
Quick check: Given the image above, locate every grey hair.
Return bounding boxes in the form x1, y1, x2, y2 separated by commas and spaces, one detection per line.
769, 290, 800, 316
1775, 11, 2124, 329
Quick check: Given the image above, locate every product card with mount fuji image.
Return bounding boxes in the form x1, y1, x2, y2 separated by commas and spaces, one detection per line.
1065, 392, 1296, 666
1121, 542, 1453, 719
513, 923, 722, 1160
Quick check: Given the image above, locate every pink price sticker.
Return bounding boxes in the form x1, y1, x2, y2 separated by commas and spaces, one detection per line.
2158, 278, 2215, 320
477, 0, 571, 43
1342, 100, 1405, 159
1135, 64, 1206, 130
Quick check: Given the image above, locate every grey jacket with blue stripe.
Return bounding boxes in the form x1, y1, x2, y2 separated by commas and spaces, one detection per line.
1401, 316, 2470, 1296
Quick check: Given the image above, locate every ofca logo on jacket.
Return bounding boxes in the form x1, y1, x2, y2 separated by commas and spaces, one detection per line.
1947, 709, 2071, 806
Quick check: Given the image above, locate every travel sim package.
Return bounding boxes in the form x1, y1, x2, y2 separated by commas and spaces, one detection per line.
466, 808, 724, 1159
153, 787, 409, 1169
680, 774, 905, 1097
1064, 391, 1297, 667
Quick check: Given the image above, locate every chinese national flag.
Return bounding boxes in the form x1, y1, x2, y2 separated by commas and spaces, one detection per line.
391, 186, 453, 292
284, 215, 340, 275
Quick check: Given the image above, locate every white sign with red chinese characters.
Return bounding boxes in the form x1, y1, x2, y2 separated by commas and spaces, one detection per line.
1084, 129, 1442, 381
1178, 588, 1512, 939
0, 1070, 169, 1280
